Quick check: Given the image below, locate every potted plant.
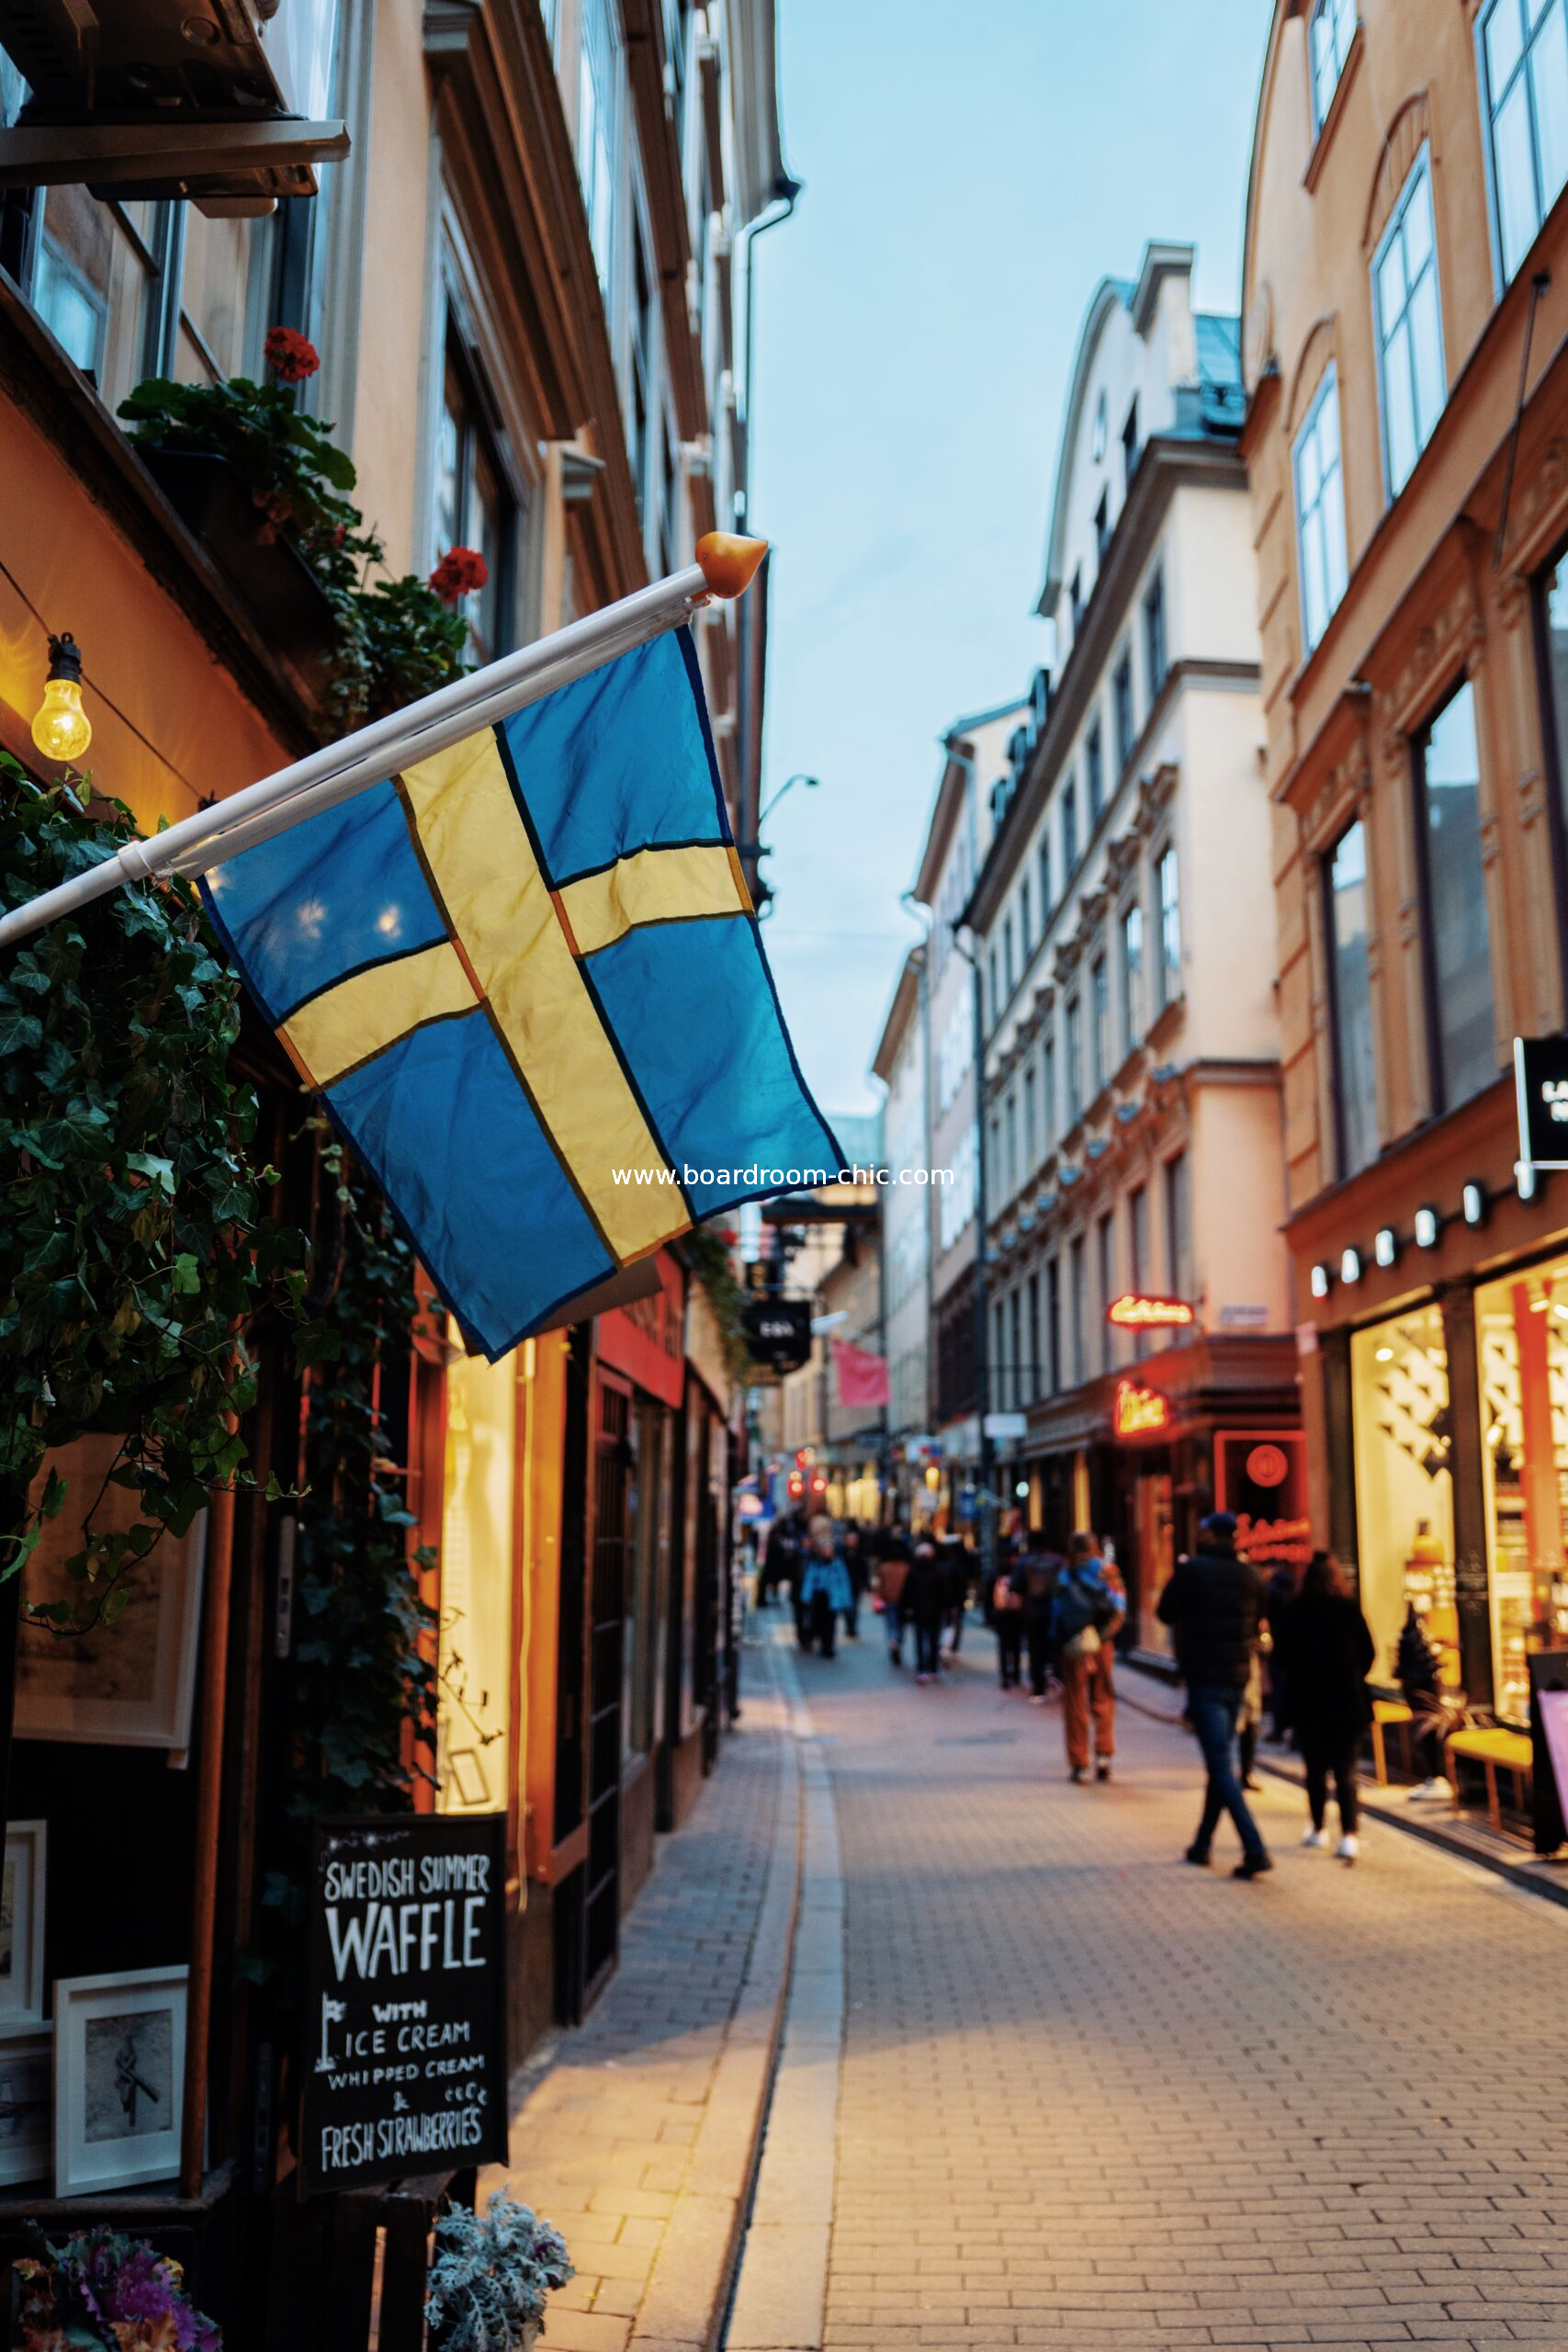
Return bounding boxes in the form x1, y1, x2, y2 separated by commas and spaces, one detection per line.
425, 2187, 574, 2352
118, 331, 481, 732
14, 2224, 222, 2350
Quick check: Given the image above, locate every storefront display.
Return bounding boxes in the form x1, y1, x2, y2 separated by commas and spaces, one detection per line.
1350, 1306, 1458, 1687
1475, 1257, 1568, 1726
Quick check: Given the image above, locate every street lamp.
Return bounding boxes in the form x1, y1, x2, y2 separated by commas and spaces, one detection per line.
736, 773, 821, 918
758, 770, 820, 830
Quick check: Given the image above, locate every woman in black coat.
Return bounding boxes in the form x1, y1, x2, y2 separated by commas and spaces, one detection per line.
1276, 1551, 1375, 1862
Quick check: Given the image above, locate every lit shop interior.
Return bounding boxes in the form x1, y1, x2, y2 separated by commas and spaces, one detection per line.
1350, 1263, 1568, 1726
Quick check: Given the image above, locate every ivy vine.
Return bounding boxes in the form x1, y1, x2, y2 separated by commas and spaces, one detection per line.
0, 756, 327, 1630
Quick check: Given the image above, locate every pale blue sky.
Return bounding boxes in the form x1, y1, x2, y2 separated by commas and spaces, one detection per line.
750, 0, 1273, 1123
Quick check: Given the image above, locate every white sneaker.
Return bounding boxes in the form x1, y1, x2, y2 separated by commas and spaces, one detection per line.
1408, 1777, 1443, 1802
1336, 1834, 1359, 1861
1300, 1827, 1326, 1849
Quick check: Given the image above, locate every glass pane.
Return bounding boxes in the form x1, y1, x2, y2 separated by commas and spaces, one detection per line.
1404, 162, 1435, 277
1383, 320, 1418, 492
1409, 268, 1446, 444
1475, 1256, 1568, 1726
177, 209, 269, 384
1488, 0, 1526, 92
36, 188, 155, 410
1328, 821, 1379, 1174
1422, 684, 1496, 1109
1298, 424, 1321, 509
1322, 449, 1348, 607
1376, 232, 1407, 330
1301, 507, 1327, 649
1495, 77, 1540, 277
1532, 3, 1568, 208
1350, 1306, 1456, 1687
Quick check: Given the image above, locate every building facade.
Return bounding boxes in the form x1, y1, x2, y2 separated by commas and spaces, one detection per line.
966, 242, 1298, 1652
0, 0, 786, 2323
1245, 0, 1568, 1724
872, 952, 931, 1508
911, 698, 1027, 1528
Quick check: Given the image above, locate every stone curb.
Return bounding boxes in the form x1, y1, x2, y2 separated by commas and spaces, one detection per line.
627, 1636, 806, 2352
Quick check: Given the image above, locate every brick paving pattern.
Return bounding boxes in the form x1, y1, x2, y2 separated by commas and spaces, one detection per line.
800, 1623, 1568, 2352
482, 1654, 788, 2352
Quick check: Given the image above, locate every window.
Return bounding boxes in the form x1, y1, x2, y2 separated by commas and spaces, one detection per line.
988, 951, 999, 1028
1120, 900, 1145, 1056
1164, 1151, 1191, 1302
1070, 567, 1084, 635
629, 228, 656, 524
987, 1116, 1001, 1218
1010, 1292, 1024, 1414
1373, 151, 1446, 498
1294, 367, 1349, 653
1416, 682, 1497, 1113
1097, 1214, 1115, 1374
1310, 0, 1357, 130
1479, 0, 1568, 283
1047, 1257, 1062, 1395
1143, 569, 1168, 697
1005, 1091, 1019, 1200
1042, 1033, 1057, 1148
1022, 1065, 1037, 1176
993, 1301, 1009, 1412
1095, 488, 1111, 565
1003, 914, 1016, 999
578, 0, 619, 292
1113, 650, 1135, 772
1066, 994, 1083, 1125
1122, 396, 1141, 492
1069, 1234, 1087, 1386
1128, 1186, 1149, 1357
1325, 820, 1380, 1179
1086, 723, 1104, 823
1038, 832, 1053, 921
435, 337, 516, 664
1020, 876, 1032, 958
1090, 954, 1110, 1094
1026, 1272, 1041, 1407
1537, 545, 1568, 896
1156, 846, 1181, 1007
1063, 779, 1079, 873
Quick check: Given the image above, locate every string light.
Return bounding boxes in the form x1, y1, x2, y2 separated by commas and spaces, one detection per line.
31, 633, 92, 764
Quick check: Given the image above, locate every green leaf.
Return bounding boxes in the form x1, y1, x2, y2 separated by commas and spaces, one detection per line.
293, 1320, 343, 1368
126, 1150, 176, 1194
172, 1251, 202, 1295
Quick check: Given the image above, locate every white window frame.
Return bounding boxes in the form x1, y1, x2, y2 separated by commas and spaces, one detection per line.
1371, 147, 1446, 501
1477, 0, 1568, 287
1293, 365, 1349, 656
1309, 0, 1357, 132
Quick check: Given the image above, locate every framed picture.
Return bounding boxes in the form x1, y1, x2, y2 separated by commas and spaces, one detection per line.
0, 1822, 47, 2033
17, 1434, 206, 1751
0, 2032, 52, 2188
54, 1966, 187, 2195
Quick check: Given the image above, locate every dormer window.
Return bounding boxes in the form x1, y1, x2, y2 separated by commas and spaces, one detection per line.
1309, 0, 1356, 132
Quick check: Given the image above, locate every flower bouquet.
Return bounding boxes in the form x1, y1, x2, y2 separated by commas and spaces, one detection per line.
15, 2226, 221, 2352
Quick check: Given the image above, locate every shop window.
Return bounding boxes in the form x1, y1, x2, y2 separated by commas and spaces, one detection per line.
1372, 149, 1446, 500
1350, 1306, 1457, 1690
1476, 1259, 1568, 1724
1478, 0, 1568, 284
1416, 681, 1496, 1114
1294, 367, 1348, 653
435, 336, 516, 666
1325, 820, 1379, 1177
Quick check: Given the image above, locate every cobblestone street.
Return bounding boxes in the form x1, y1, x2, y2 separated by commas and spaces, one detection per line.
786, 1623, 1568, 2352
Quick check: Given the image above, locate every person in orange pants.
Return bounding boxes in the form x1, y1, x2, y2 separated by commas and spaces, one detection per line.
1052, 1532, 1126, 1782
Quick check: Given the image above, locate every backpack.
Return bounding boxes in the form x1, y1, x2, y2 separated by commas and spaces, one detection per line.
1054, 1567, 1099, 1643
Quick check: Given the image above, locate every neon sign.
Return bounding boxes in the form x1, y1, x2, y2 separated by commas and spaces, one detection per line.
1106, 1292, 1195, 1330
1113, 1379, 1171, 1439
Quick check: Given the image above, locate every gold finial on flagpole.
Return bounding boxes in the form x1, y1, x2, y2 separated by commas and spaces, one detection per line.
695, 533, 769, 598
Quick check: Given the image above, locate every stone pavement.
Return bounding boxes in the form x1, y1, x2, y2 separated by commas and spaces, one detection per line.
481, 1645, 797, 2352
797, 1621, 1568, 2352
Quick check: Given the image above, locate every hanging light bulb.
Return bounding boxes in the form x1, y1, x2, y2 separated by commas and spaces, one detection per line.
30, 633, 92, 764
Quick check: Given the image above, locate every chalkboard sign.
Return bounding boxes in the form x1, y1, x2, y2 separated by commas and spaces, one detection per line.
301, 1812, 508, 2195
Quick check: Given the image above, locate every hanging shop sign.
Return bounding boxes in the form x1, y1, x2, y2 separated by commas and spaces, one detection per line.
739, 1296, 812, 1375
1112, 1379, 1170, 1440
302, 1812, 509, 2195
1106, 1292, 1193, 1330
1515, 1035, 1568, 1171
1214, 1430, 1311, 1566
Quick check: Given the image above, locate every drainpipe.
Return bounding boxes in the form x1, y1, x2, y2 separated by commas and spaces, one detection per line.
733, 174, 802, 883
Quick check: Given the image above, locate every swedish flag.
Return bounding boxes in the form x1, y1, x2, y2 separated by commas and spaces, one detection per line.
200, 628, 839, 1357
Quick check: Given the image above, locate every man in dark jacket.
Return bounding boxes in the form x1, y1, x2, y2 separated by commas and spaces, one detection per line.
1157, 1512, 1272, 1878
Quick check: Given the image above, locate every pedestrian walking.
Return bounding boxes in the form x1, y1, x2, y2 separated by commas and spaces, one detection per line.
878, 1536, 911, 1667
903, 1539, 947, 1684
1275, 1550, 1375, 1861
841, 1522, 867, 1641
1157, 1511, 1273, 1879
1051, 1532, 1123, 1782
760, 1507, 804, 1609
939, 1539, 970, 1662
796, 1521, 852, 1660
1017, 1548, 1063, 1702
987, 1544, 1025, 1690
1395, 1601, 1448, 1801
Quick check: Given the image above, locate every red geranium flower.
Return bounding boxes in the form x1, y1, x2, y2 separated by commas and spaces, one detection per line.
429, 546, 490, 605
264, 325, 320, 384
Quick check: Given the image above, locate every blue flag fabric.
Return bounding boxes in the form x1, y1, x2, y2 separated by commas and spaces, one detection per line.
200, 628, 840, 1357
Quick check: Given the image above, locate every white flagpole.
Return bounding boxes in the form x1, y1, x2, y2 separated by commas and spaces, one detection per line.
0, 535, 766, 951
